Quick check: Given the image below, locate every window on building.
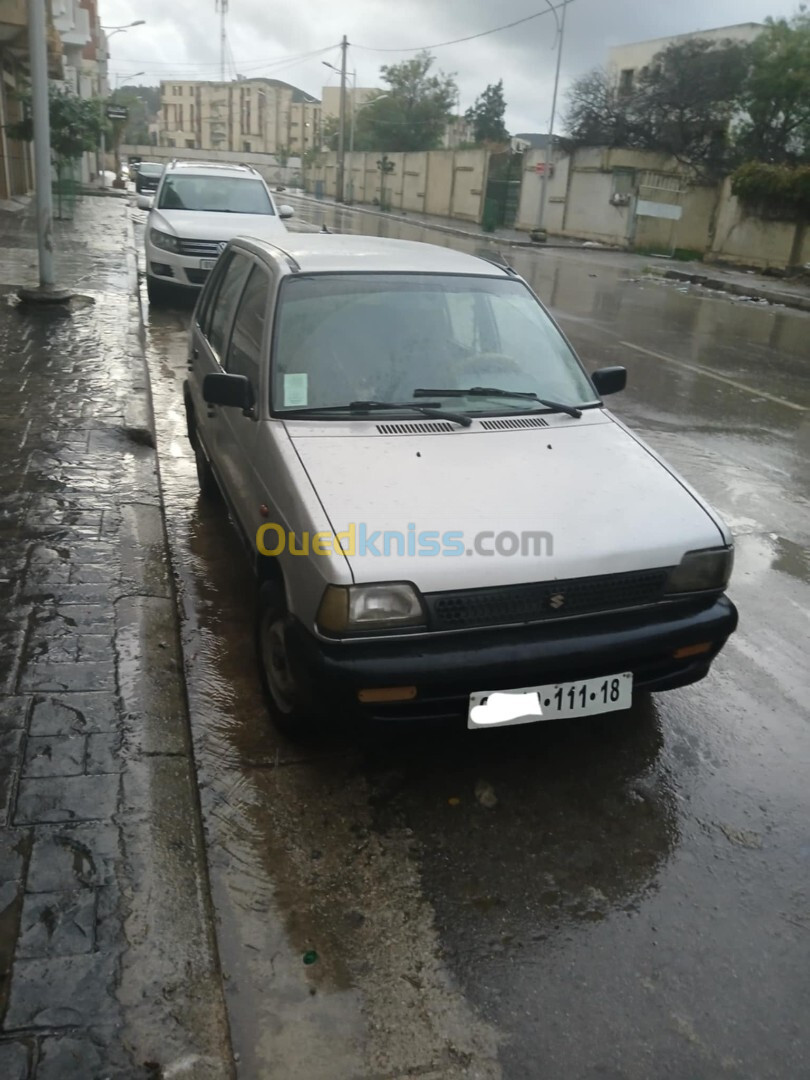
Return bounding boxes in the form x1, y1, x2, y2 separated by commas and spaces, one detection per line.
190, 104, 195, 128
178, 105, 183, 130
619, 69, 635, 95
186, 140, 196, 149
611, 168, 635, 198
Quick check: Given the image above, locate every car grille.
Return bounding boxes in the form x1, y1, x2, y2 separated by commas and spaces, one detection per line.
424, 568, 672, 631
177, 238, 223, 258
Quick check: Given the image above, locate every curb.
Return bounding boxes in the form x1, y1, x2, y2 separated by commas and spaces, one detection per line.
653, 267, 810, 314
123, 214, 156, 448
117, 204, 236, 1077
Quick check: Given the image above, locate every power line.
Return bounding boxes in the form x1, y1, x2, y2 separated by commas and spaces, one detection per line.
118, 44, 338, 70
352, 1, 568, 53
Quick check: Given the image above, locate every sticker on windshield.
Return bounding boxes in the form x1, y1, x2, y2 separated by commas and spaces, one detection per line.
284, 373, 309, 407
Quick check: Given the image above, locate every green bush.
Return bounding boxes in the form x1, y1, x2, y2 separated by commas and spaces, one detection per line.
731, 162, 810, 220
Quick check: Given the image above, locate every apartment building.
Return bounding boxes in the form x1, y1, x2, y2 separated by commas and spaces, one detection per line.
158, 78, 321, 156
608, 23, 765, 95
0, 0, 63, 200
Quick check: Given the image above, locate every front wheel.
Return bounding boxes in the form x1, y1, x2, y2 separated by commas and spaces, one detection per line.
146, 275, 173, 307
256, 581, 321, 740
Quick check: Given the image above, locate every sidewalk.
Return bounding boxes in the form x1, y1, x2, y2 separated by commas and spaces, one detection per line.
0, 201, 233, 1078
286, 191, 810, 314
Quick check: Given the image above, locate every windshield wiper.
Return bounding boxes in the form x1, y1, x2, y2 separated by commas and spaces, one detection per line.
413, 386, 582, 419
283, 400, 472, 427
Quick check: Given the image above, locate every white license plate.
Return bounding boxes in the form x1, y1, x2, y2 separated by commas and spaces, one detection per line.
468, 672, 633, 729
199, 259, 218, 270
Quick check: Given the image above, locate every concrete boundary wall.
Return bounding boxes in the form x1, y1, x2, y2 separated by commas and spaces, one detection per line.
310, 149, 490, 224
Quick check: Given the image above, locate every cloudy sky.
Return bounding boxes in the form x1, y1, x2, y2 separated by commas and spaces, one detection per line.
100, 0, 797, 132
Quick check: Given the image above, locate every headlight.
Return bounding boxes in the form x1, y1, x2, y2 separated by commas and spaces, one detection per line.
317, 583, 426, 633
149, 228, 180, 253
665, 548, 733, 594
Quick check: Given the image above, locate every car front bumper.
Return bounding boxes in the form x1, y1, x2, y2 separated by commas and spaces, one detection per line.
284, 596, 738, 723
145, 240, 212, 289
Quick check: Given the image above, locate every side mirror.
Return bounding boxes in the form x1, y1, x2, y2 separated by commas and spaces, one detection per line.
136, 194, 153, 210
278, 204, 294, 220
591, 366, 627, 396
203, 372, 252, 411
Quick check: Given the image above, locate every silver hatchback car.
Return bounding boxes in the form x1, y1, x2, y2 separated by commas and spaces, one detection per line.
184, 234, 737, 736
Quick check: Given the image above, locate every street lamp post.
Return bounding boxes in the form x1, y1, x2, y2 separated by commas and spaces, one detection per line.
537, 0, 572, 234
98, 22, 146, 187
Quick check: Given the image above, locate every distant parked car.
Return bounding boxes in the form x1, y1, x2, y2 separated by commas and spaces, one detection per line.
134, 161, 164, 195
141, 159, 294, 305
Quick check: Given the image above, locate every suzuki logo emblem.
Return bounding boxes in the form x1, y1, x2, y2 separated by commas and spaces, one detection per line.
548, 592, 565, 610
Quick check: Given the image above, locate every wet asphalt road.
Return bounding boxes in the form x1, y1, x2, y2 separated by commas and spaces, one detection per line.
135, 200, 810, 1080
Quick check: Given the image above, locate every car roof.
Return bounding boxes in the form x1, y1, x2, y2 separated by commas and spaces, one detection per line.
234, 233, 511, 276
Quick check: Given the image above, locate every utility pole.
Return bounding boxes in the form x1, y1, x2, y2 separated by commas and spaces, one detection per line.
537, 0, 570, 234
19, 0, 70, 301
336, 35, 348, 203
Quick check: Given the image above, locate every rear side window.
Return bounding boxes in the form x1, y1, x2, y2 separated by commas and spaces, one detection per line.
206, 253, 252, 361
226, 265, 271, 399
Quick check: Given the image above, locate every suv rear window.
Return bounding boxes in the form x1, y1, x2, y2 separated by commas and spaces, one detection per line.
158, 175, 274, 214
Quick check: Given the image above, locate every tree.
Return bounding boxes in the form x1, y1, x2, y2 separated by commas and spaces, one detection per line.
466, 80, 509, 145
565, 38, 751, 178
565, 67, 642, 149
113, 85, 160, 145
635, 39, 752, 176
735, 12, 810, 164
10, 85, 104, 164
352, 51, 457, 152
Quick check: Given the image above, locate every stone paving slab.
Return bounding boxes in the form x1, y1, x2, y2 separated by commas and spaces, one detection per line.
0, 198, 233, 1076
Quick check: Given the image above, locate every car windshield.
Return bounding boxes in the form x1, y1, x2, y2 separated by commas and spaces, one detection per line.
139, 163, 163, 176
271, 274, 598, 415
157, 175, 274, 214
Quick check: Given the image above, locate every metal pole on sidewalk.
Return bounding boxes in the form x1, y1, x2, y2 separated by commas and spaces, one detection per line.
336, 35, 348, 203
28, 0, 54, 288
537, 0, 570, 234
19, 0, 71, 302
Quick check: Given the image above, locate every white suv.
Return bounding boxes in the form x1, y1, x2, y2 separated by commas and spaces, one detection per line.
140, 160, 293, 305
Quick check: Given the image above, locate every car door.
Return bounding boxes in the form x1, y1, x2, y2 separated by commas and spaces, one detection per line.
216, 261, 275, 539
190, 249, 252, 499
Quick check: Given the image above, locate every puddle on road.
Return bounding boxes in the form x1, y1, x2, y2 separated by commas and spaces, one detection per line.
140, 203, 810, 1080
144, 299, 685, 1079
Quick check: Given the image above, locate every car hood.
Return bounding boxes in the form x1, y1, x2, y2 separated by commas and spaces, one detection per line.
286, 412, 727, 591
149, 209, 287, 239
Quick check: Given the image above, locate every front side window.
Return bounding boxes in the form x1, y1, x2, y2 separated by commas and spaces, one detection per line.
271, 274, 597, 415
157, 175, 274, 214
226, 265, 271, 398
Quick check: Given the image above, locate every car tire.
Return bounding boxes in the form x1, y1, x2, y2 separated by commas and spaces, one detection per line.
146, 275, 173, 307
256, 580, 321, 740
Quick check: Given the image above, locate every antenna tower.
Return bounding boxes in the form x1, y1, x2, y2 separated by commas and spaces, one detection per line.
215, 0, 229, 82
